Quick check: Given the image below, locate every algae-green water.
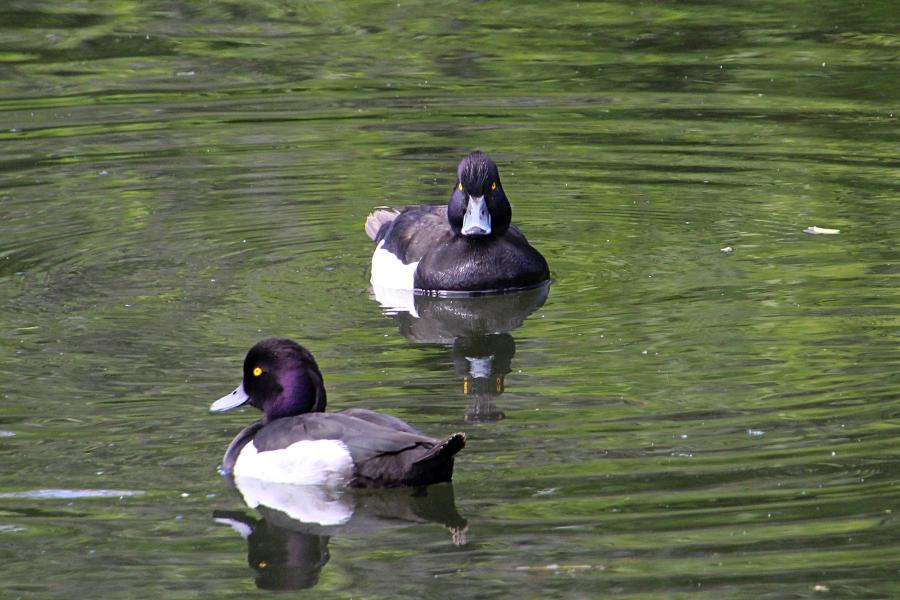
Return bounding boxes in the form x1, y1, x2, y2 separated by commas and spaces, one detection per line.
2, 1, 899, 597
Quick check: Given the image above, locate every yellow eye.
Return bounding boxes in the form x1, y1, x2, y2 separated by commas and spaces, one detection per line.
457, 182, 463, 192
252, 367, 263, 377
491, 182, 497, 191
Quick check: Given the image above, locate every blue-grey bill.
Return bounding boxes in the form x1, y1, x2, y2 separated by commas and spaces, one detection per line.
462, 195, 491, 236
210, 383, 250, 412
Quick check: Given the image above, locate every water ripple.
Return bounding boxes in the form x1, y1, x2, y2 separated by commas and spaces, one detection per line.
0, 489, 145, 500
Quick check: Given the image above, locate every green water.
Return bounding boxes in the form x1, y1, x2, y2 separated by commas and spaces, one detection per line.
2, 0, 899, 597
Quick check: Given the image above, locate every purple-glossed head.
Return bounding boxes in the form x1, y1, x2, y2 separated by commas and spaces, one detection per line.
210, 338, 327, 423
447, 151, 512, 238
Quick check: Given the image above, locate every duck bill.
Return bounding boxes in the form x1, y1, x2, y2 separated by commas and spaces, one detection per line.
210, 382, 250, 412
462, 195, 491, 236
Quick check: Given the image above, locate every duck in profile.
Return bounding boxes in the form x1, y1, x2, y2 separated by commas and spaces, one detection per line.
210, 338, 466, 488
366, 151, 550, 295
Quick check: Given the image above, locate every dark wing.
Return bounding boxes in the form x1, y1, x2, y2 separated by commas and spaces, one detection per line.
337, 407, 426, 436
378, 205, 453, 264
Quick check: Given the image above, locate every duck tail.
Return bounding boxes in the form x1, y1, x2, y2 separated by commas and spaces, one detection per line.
414, 432, 467, 465
365, 208, 399, 241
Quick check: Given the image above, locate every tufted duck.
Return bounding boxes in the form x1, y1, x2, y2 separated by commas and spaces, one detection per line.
367, 151, 550, 295
210, 338, 466, 488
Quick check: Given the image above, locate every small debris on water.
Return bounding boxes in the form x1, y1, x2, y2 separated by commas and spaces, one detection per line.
803, 226, 840, 235
720, 246, 734, 254
813, 584, 830, 592
747, 429, 765, 437
98, 170, 109, 176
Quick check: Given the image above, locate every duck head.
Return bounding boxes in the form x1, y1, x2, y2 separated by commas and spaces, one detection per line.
210, 338, 327, 422
447, 151, 512, 238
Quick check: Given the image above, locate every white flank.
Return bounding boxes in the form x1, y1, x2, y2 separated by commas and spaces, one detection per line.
234, 439, 354, 487
233, 476, 354, 526
370, 239, 419, 291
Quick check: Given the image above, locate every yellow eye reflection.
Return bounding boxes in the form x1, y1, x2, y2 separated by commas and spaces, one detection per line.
252, 367, 263, 377
491, 182, 497, 191
458, 182, 463, 192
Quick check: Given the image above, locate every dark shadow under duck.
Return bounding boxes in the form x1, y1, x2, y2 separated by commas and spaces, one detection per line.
210, 338, 465, 488
367, 151, 550, 295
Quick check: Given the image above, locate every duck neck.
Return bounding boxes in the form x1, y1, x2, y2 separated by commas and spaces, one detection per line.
263, 370, 327, 422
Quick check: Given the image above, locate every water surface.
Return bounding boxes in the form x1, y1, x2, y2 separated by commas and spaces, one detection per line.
1, 1, 899, 598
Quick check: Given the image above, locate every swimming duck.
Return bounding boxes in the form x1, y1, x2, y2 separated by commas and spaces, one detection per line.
210, 338, 466, 488
366, 151, 550, 295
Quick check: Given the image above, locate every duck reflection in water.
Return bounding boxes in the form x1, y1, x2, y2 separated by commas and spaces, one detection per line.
376, 282, 549, 422
453, 334, 514, 422
215, 482, 466, 591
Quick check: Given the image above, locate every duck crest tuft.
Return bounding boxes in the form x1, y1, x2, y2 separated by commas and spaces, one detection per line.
458, 151, 495, 190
